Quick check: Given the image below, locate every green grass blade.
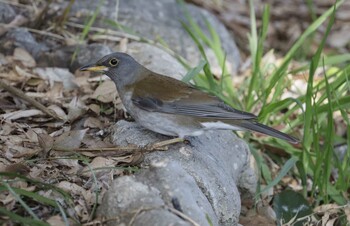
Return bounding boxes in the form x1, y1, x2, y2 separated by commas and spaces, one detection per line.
3, 181, 40, 220
258, 156, 298, 196
181, 21, 216, 89
265, 0, 344, 101
182, 60, 207, 83
0, 186, 58, 207
0, 207, 49, 226
246, 3, 270, 110
71, 0, 103, 63
56, 200, 70, 226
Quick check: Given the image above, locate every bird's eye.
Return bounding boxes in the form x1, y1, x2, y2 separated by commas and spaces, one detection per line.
109, 58, 119, 66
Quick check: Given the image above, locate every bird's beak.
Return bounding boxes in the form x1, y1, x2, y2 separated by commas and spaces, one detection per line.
79, 64, 108, 72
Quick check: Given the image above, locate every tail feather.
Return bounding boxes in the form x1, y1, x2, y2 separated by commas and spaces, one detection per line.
237, 121, 299, 144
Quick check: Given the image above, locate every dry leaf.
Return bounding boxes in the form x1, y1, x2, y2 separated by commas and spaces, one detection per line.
4, 163, 30, 176
67, 97, 87, 122
80, 157, 115, 177
88, 104, 100, 115
48, 105, 68, 121
83, 117, 103, 129
345, 205, 350, 224
34, 67, 78, 90
46, 215, 68, 226
14, 65, 36, 78
56, 181, 87, 195
0, 109, 44, 120
37, 133, 54, 152
314, 204, 340, 215
53, 129, 88, 151
53, 158, 81, 175
13, 48, 36, 68
91, 80, 117, 103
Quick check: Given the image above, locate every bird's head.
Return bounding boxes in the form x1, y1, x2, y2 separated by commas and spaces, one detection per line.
80, 52, 141, 86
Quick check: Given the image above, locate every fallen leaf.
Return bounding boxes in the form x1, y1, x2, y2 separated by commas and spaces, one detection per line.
83, 117, 103, 129
53, 129, 88, 151
91, 80, 117, 103
14, 65, 36, 78
88, 104, 100, 115
80, 157, 115, 177
34, 67, 78, 90
48, 105, 68, 121
4, 163, 30, 176
37, 133, 54, 152
13, 48, 36, 67
46, 216, 68, 226
0, 109, 44, 120
67, 97, 87, 122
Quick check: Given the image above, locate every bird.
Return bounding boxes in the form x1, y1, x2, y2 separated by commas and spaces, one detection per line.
80, 52, 299, 144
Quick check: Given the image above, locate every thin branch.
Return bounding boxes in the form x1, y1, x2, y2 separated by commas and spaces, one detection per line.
0, 80, 62, 120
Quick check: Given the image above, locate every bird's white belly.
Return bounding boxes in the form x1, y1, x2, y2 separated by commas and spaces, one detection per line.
120, 91, 204, 138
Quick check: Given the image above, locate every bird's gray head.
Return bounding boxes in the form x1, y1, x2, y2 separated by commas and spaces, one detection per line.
80, 52, 142, 87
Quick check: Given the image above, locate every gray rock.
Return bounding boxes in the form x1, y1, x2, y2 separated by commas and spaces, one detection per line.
74, 43, 113, 71
1, 28, 49, 59
126, 42, 187, 80
98, 169, 193, 226
36, 44, 112, 72
36, 45, 76, 69
99, 120, 257, 226
118, 0, 240, 74
70, 0, 240, 74
0, 3, 16, 23
77, 43, 113, 67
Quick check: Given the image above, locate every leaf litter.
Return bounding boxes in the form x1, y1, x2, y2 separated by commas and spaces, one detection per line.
0, 39, 137, 224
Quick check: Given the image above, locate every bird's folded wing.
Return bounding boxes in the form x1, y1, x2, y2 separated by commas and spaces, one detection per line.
131, 73, 257, 120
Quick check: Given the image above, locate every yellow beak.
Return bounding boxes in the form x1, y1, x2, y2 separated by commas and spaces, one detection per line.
79, 64, 108, 72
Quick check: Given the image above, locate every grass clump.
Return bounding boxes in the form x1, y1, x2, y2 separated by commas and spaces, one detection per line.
180, 0, 349, 214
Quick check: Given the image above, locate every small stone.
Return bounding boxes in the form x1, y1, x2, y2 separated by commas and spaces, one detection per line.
0, 3, 16, 23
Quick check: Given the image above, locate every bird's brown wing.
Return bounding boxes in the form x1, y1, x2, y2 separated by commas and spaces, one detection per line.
130, 73, 256, 120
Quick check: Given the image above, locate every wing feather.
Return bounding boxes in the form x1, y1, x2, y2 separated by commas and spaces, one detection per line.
131, 73, 256, 120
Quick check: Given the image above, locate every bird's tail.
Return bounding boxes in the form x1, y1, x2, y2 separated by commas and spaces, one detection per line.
236, 121, 299, 144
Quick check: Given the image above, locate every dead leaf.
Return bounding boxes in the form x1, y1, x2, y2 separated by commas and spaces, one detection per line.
90, 80, 117, 103
53, 158, 81, 175
88, 104, 100, 115
314, 204, 340, 215
0, 109, 44, 120
15, 65, 36, 78
345, 205, 350, 224
34, 67, 78, 90
80, 157, 115, 177
37, 133, 54, 152
67, 97, 87, 122
83, 117, 103, 129
13, 48, 36, 68
53, 129, 88, 151
46, 215, 68, 226
56, 181, 87, 195
4, 163, 30, 176
48, 105, 68, 121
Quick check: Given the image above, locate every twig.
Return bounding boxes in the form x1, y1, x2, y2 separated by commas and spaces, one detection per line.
167, 206, 201, 226
54, 138, 185, 154
151, 137, 184, 149
0, 80, 62, 120
25, 27, 65, 40
0, 0, 32, 8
